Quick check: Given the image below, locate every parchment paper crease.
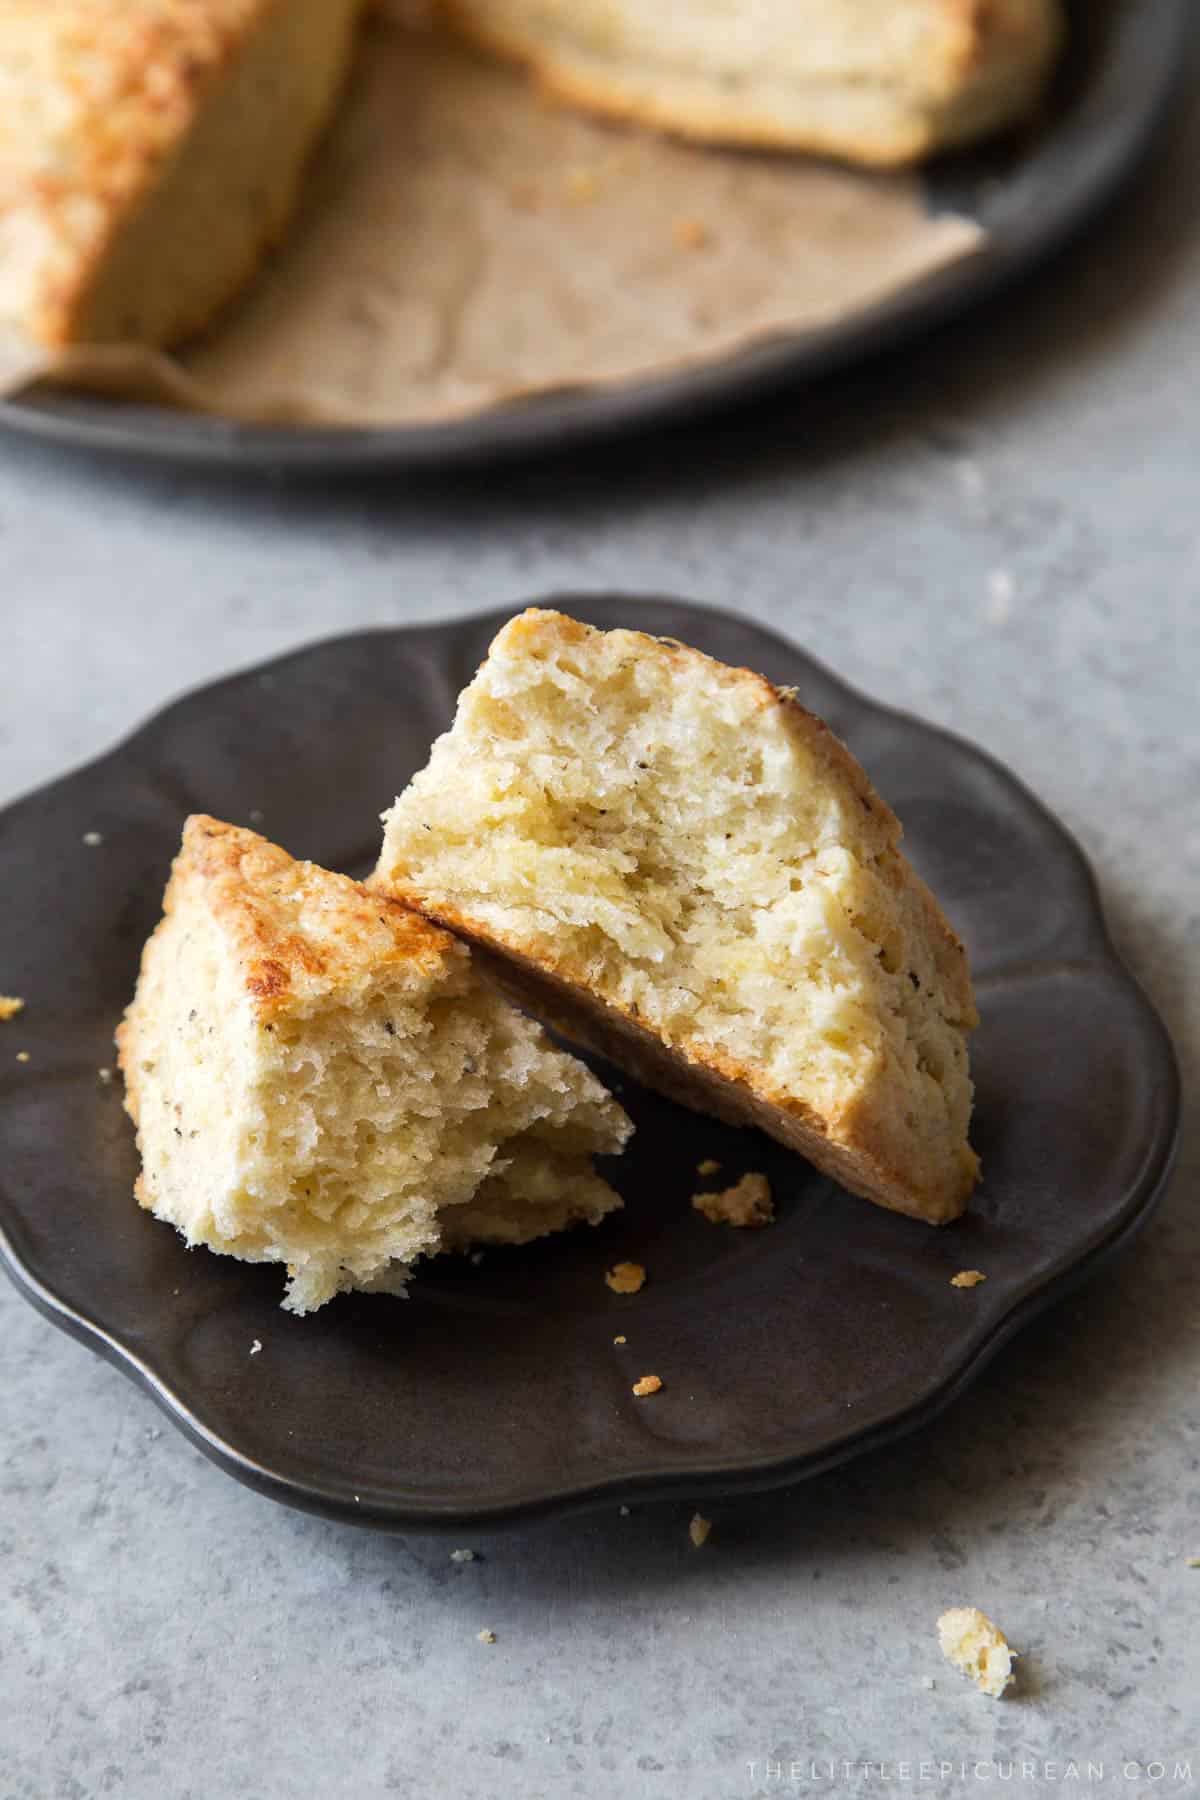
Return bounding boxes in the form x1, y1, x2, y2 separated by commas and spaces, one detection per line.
0, 13, 986, 428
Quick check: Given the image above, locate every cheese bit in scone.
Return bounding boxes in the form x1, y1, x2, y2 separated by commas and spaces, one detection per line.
117, 817, 631, 1315
1, 0, 368, 351
376, 610, 978, 1225
937, 1607, 1016, 1698
438, 0, 1064, 168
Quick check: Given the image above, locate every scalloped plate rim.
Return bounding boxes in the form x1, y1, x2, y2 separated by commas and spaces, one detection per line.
0, 599, 1182, 1529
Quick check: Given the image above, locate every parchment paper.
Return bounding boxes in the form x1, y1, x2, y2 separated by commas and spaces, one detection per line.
0, 11, 986, 428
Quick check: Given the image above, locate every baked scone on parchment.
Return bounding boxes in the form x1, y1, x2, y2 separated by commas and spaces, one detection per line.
439, 0, 1064, 167
117, 817, 630, 1314
0, 0, 367, 351
376, 611, 979, 1225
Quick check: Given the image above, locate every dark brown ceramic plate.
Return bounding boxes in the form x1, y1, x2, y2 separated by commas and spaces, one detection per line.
0, 600, 1179, 1529
0, 0, 1191, 472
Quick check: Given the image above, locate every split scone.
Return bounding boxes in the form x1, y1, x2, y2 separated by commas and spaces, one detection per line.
117, 816, 631, 1314
439, 0, 1064, 167
376, 611, 979, 1224
0, 0, 367, 351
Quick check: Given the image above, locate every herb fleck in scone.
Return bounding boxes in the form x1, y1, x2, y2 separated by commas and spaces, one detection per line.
438, 0, 1064, 168
375, 610, 978, 1224
1, 0, 367, 351
117, 817, 630, 1314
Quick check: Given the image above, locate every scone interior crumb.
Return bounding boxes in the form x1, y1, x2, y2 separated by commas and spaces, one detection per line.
937, 1606, 1016, 1698
378, 610, 978, 1221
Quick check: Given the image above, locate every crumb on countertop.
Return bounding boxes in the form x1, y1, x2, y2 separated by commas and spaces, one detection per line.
612, 1334, 626, 1345
692, 1173, 774, 1229
249, 1339, 262, 1356
82, 831, 104, 847
618, 1505, 630, 1517
450, 1549, 476, 1564
951, 1269, 987, 1289
0, 996, 24, 1022
15, 1051, 30, 1063
689, 1513, 712, 1549
696, 1158, 720, 1176
97, 1066, 114, 1083
937, 1607, 1016, 1698
1187, 1557, 1200, 1569
673, 216, 711, 251
632, 1375, 662, 1398
477, 1629, 496, 1645
606, 1261, 646, 1295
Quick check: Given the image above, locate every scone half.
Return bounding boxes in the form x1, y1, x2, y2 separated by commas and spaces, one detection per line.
1, 0, 367, 351
376, 610, 979, 1225
118, 816, 631, 1313
438, 0, 1064, 167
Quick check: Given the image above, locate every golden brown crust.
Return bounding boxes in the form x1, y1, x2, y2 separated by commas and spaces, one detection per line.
438, 0, 1062, 167
2, 0, 366, 348
117, 816, 460, 1110
4, 2, 265, 345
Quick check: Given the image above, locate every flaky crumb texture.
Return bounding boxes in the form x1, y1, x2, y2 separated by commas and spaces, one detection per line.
377, 610, 978, 1224
117, 817, 630, 1313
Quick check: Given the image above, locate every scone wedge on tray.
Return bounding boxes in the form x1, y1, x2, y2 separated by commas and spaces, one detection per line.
117, 817, 630, 1313
376, 611, 979, 1225
0, 0, 368, 351
438, 0, 1064, 166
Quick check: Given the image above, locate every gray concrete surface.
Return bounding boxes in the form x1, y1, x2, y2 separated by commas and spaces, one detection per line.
2, 73, 1198, 1800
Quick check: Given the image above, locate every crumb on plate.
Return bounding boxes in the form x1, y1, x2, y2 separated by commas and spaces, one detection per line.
82, 831, 104, 847
632, 1375, 662, 1398
0, 996, 24, 1022
16, 1051, 30, 1063
606, 1260, 646, 1295
97, 1066, 114, 1084
689, 1513, 712, 1549
696, 1158, 720, 1176
450, 1549, 476, 1564
937, 1606, 1016, 1698
692, 1173, 773, 1229
951, 1269, 987, 1289
613, 1334, 626, 1345
477, 1629, 496, 1645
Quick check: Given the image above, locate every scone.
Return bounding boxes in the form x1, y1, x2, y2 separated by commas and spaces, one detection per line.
375, 610, 978, 1224
439, 0, 1064, 167
0, 0, 367, 351
117, 816, 631, 1314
